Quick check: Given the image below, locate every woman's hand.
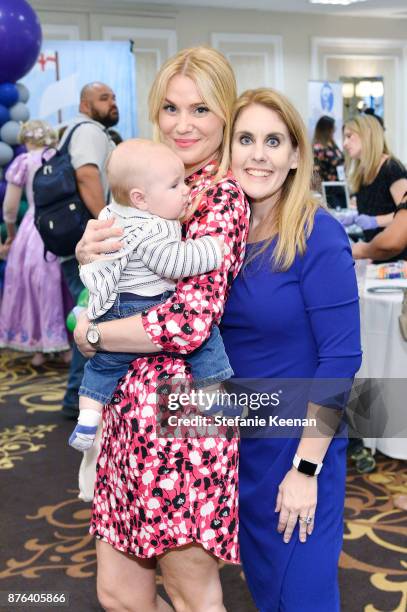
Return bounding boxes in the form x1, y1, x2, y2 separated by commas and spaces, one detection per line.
75, 218, 123, 265
73, 310, 95, 358
352, 241, 370, 259
0, 237, 13, 259
355, 214, 378, 231
275, 468, 317, 544
337, 210, 358, 227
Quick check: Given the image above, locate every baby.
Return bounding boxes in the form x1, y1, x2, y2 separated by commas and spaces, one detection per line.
69, 139, 233, 451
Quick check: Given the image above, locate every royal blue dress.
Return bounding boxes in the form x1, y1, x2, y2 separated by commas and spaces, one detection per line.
221, 210, 362, 612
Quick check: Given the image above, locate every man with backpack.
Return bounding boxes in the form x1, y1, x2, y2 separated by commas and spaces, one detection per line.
58, 82, 118, 418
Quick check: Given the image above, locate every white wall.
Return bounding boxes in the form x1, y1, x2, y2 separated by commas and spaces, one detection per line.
32, 1, 407, 160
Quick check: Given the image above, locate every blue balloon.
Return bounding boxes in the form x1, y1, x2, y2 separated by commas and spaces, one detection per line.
13, 144, 27, 157
0, 104, 10, 128
10, 102, 30, 122
0, 83, 19, 108
0, 121, 20, 146
0, 0, 42, 82
0, 142, 13, 166
0, 180, 6, 207
16, 83, 29, 103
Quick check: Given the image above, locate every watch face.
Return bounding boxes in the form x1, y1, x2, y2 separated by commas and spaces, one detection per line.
298, 459, 317, 476
87, 329, 99, 344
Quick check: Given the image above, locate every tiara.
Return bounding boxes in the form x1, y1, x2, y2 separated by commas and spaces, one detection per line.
23, 126, 55, 143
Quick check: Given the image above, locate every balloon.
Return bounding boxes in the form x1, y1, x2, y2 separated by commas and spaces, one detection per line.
0, 180, 6, 206
13, 144, 27, 157
66, 306, 85, 333
77, 288, 89, 308
0, 121, 21, 146
0, 0, 42, 83
66, 289, 88, 331
2, 157, 15, 176
0, 104, 10, 128
0, 83, 19, 108
16, 83, 29, 103
0, 142, 14, 166
10, 102, 29, 122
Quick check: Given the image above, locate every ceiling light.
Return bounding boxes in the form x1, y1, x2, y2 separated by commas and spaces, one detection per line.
309, 1, 368, 6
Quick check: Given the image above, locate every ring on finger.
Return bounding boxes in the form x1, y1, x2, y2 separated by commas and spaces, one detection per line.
299, 516, 313, 525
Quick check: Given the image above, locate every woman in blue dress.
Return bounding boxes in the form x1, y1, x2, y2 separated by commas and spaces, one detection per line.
221, 88, 362, 611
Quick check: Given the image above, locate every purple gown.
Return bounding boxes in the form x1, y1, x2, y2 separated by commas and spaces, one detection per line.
0, 151, 70, 353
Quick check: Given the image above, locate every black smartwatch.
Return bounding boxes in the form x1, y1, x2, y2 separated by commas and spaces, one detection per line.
292, 453, 323, 476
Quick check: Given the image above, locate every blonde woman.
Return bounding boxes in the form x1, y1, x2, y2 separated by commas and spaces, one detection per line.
221, 89, 362, 611
340, 114, 407, 260
74, 47, 249, 612
0, 121, 70, 365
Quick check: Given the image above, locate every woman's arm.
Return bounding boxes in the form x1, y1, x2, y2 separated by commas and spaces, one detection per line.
376, 212, 395, 228
3, 154, 28, 235
390, 177, 407, 207
353, 211, 394, 231
352, 209, 407, 260
3, 183, 23, 241
351, 177, 407, 232
276, 213, 362, 544
74, 178, 249, 357
74, 309, 158, 357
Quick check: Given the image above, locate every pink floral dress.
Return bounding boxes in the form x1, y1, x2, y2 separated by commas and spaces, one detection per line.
90, 162, 250, 562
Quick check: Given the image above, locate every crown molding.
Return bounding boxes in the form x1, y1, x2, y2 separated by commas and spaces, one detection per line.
31, 0, 178, 18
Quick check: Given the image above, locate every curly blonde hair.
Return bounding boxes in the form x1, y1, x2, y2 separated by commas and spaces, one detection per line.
18, 120, 58, 148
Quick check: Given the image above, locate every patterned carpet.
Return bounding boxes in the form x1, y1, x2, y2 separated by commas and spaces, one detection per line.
0, 349, 406, 612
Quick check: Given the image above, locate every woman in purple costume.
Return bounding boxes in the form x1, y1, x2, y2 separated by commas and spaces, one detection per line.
0, 120, 70, 365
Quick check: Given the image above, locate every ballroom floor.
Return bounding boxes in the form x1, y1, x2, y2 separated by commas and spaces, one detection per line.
0, 349, 406, 612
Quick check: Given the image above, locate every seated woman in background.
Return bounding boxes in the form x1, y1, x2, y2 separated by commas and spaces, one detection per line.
0, 120, 70, 365
312, 115, 344, 183
352, 192, 407, 261
340, 114, 407, 261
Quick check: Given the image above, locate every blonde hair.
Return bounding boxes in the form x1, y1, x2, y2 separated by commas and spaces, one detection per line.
18, 120, 58, 148
232, 88, 320, 271
345, 114, 391, 192
148, 46, 236, 204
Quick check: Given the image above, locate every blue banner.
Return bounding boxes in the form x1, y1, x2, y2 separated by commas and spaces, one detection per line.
22, 40, 137, 139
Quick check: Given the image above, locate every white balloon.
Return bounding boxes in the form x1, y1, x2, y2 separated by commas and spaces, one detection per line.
10, 102, 30, 122
16, 83, 29, 103
0, 142, 14, 166
0, 121, 21, 146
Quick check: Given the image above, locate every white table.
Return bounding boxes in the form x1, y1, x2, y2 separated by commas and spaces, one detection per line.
357, 264, 407, 459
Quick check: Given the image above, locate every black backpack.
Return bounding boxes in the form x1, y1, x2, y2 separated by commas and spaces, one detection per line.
33, 122, 99, 257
